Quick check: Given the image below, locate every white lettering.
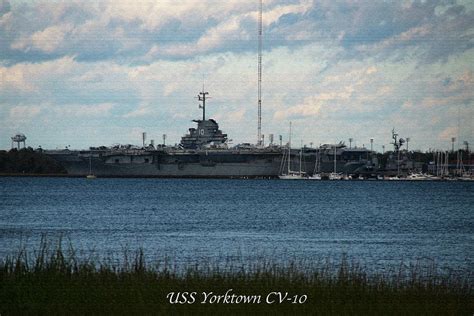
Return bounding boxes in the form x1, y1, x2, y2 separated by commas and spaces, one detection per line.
201, 291, 213, 304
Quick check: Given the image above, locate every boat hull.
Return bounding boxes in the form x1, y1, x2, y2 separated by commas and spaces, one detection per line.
46, 150, 283, 178
44, 147, 378, 178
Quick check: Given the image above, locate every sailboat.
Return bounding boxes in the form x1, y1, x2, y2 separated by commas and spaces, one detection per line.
328, 144, 342, 180
406, 172, 429, 181
308, 151, 322, 180
279, 122, 306, 180
86, 155, 97, 179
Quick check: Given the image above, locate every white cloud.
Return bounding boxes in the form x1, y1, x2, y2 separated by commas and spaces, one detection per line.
101, 0, 310, 32
12, 23, 74, 53
123, 105, 153, 118
146, 0, 314, 58
274, 95, 323, 120
0, 64, 34, 92
214, 108, 246, 123
0, 1, 473, 150
0, 56, 77, 92
7, 102, 114, 123
52, 103, 114, 117
9, 105, 41, 120
357, 25, 432, 53
438, 126, 459, 141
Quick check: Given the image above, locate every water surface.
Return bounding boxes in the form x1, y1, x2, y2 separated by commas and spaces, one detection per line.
1, 177, 473, 274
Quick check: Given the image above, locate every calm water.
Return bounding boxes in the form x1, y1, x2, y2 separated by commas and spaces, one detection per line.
1, 177, 473, 274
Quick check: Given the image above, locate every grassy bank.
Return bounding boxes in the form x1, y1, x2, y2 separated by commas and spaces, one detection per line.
1, 240, 472, 315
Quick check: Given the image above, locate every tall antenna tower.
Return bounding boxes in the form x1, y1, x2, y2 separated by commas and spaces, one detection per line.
257, 0, 263, 146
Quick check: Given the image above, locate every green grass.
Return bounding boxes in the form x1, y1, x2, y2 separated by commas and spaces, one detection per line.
1, 238, 472, 315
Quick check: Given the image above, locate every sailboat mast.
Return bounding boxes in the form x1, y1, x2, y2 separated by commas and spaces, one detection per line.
313, 151, 317, 174
299, 140, 302, 175
456, 148, 460, 175
436, 152, 440, 176
445, 151, 449, 176
288, 122, 292, 174
333, 145, 336, 173
317, 152, 320, 173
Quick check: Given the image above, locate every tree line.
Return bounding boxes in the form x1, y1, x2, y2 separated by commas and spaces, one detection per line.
0, 148, 66, 174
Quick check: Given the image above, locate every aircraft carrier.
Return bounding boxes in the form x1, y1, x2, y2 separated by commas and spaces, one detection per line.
44, 90, 374, 178
45, 91, 284, 178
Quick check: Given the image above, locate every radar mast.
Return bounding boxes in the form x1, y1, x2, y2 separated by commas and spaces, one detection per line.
198, 88, 209, 121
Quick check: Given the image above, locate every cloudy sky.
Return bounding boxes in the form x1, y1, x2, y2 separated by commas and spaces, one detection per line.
1, 0, 473, 151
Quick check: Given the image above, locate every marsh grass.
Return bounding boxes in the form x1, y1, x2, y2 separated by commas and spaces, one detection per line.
1, 237, 472, 315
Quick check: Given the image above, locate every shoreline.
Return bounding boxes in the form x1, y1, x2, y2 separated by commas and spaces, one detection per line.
0, 173, 70, 177
2, 173, 474, 181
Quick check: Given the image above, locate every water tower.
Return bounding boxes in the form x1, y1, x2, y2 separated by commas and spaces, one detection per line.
11, 133, 27, 149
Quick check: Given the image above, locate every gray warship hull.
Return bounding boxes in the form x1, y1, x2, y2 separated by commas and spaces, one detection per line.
46, 149, 284, 178
45, 147, 375, 178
